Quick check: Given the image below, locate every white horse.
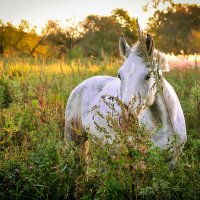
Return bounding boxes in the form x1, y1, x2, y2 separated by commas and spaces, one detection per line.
65, 34, 187, 169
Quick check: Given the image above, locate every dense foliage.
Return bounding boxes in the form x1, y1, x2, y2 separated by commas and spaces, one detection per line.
0, 4, 199, 59
0, 2, 199, 199
0, 56, 199, 199
147, 4, 200, 54
0, 9, 137, 59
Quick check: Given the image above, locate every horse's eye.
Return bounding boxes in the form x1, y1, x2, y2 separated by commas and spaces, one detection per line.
145, 74, 151, 80
118, 73, 121, 80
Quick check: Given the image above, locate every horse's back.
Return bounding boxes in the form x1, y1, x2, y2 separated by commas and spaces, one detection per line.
65, 76, 120, 141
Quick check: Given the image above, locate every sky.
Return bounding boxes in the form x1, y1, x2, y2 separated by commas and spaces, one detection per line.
0, 0, 199, 32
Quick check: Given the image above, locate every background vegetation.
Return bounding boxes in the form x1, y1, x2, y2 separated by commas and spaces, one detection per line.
0, 2, 200, 200
0, 56, 199, 199
0, 4, 199, 60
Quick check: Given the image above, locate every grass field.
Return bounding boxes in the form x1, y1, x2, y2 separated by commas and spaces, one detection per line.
0, 57, 200, 199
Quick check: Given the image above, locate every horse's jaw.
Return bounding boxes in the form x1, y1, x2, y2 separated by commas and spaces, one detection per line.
145, 85, 157, 107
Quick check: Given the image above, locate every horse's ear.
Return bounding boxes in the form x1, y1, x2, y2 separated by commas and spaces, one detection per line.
119, 35, 131, 59
146, 34, 154, 56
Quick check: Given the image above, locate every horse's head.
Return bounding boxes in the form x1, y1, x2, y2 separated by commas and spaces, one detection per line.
118, 34, 161, 111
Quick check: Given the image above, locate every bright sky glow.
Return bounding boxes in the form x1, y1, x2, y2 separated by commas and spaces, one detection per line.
0, 0, 199, 32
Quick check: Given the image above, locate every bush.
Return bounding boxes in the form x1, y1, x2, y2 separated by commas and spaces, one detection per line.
0, 58, 199, 199
0, 76, 12, 108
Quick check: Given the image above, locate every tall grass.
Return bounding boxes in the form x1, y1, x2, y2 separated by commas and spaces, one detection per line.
0, 57, 199, 199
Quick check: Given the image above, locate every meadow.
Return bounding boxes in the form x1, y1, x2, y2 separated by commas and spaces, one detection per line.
0, 56, 200, 199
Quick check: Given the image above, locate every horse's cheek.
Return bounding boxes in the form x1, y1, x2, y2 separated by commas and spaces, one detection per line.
145, 93, 156, 106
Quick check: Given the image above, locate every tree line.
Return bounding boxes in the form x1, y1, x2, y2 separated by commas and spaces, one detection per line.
0, 4, 199, 60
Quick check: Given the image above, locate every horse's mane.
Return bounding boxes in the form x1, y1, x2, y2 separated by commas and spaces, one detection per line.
131, 41, 140, 49
131, 42, 170, 72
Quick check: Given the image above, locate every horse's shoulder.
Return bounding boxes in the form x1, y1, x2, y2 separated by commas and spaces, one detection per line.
163, 79, 186, 124
163, 79, 179, 103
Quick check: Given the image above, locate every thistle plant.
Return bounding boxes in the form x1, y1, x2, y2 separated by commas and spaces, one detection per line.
136, 22, 185, 162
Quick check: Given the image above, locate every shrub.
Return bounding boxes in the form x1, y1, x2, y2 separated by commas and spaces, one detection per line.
0, 76, 12, 108
0, 57, 199, 199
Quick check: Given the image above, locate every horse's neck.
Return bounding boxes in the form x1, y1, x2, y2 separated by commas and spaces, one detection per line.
150, 85, 175, 133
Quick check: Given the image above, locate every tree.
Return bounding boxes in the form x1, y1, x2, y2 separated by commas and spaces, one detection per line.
79, 15, 123, 57
14, 20, 30, 51
0, 20, 47, 57
80, 10, 137, 57
190, 30, 200, 53
147, 4, 200, 54
112, 9, 137, 43
0, 21, 16, 56
46, 19, 83, 59
0, 20, 6, 56
143, 0, 174, 11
